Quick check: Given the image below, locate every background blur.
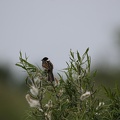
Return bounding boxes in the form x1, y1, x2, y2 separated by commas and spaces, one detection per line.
0, 1, 120, 120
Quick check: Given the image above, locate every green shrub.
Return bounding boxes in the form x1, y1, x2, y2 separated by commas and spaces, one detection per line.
16, 48, 120, 120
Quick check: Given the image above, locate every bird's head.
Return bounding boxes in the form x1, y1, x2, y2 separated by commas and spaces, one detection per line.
41, 57, 48, 61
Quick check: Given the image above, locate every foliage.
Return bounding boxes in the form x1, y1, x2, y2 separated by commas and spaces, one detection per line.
102, 85, 120, 120
16, 48, 120, 120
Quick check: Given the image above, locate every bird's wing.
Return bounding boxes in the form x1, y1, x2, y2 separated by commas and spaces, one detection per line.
48, 61, 53, 70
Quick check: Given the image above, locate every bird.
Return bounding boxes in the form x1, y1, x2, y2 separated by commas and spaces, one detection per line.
41, 57, 54, 82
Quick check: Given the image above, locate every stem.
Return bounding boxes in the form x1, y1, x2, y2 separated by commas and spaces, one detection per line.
51, 81, 59, 99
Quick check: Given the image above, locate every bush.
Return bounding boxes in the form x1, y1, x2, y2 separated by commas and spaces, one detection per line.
16, 48, 120, 120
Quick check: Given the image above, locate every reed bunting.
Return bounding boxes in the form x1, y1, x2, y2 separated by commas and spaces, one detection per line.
41, 57, 54, 82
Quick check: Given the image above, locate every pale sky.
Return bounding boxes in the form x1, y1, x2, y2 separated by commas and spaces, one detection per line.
0, 0, 120, 76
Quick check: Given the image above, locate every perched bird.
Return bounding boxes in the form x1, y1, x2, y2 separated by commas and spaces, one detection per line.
41, 57, 54, 82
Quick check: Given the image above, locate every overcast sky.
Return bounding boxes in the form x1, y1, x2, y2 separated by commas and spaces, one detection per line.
0, 0, 120, 75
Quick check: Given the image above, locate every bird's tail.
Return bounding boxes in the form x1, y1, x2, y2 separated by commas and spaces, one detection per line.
48, 71, 54, 82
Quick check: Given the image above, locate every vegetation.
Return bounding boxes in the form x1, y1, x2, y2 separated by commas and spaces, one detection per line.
16, 48, 120, 120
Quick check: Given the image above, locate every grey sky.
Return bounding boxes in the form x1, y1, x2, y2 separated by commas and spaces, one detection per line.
0, 0, 120, 74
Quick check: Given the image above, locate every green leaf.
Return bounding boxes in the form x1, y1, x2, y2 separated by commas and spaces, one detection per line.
15, 63, 26, 70
82, 48, 89, 61
66, 62, 70, 67
22, 59, 36, 68
77, 50, 81, 63
70, 49, 74, 59
87, 54, 91, 72
85, 47, 89, 54
19, 51, 22, 58
71, 62, 77, 72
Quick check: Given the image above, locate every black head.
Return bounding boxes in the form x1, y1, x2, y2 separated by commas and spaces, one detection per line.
41, 57, 48, 61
